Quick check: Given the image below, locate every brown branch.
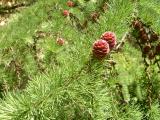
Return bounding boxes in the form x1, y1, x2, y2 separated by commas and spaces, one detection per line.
115, 32, 129, 51
0, 1, 36, 14
32, 37, 45, 73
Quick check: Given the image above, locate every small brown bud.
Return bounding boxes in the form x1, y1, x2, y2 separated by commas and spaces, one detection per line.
143, 45, 151, 54
140, 34, 148, 44
156, 44, 160, 55
150, 33, 159, 42
132, 20, 142, 30
139, 28, 146, 36
90, 12, 100, 22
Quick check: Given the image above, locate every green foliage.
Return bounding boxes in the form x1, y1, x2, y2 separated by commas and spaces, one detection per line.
0, 0, 160, 119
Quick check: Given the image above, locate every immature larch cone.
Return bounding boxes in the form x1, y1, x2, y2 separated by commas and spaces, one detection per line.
67, 1, 75, 7
63, 10, 70, 17
101, 31, 117, 49
92, 39, 110, 59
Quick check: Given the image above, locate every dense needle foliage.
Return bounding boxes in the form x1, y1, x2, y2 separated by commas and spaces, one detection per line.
0, 0, 160, 120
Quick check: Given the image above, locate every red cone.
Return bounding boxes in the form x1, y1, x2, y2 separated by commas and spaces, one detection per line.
92, 39, 110, 59
101, 31, 117, 49
63, 10, 70, 17
67, 1, 75, 7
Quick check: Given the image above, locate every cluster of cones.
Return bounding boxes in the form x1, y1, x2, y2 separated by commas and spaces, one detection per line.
63, 1, 75, 17
62, 1, 117, 60
92, 32, 117, 59
62, 1, 101, 23
132, 18, 159, 59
